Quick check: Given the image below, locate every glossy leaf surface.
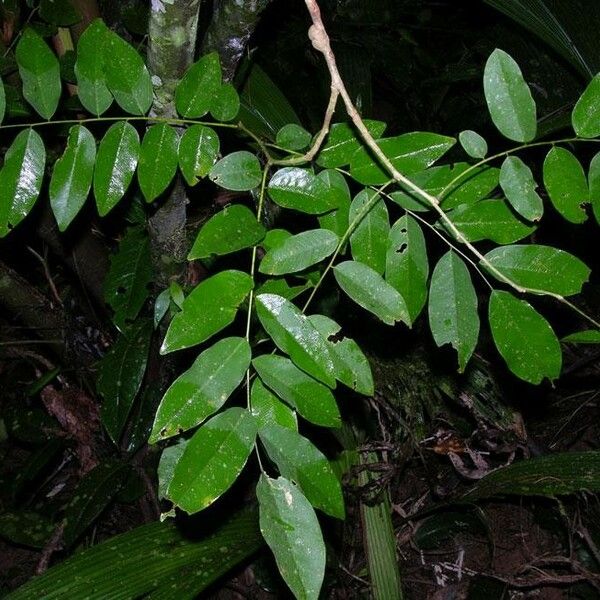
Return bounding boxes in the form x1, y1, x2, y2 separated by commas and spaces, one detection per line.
488, 290, 561, 384
428, 251, 479, 372
49, 125, 96, 231
259, 424, 344, 518
257, 475, 325, 600
209, 151, 262, 191
178, 125, 219, 185
161, 270, 253, 353
572, 73, 600, 138
210, 83, 240, 122
138, 124, 179, 202
168, 408, 257, 513
253, 355, 340, 428
175, 53, 221, 118
499, 156, 544, 221
150, 337, 251, 442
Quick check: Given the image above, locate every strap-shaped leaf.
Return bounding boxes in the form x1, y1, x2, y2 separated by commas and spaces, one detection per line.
259, 424, 344, 519
572, 73, 600, 138
138, 123, 179, 202
257, 475, 325, 600
309, 314, 374, 396
483, 244, 590, 296
268, 167, 340, 214
161, 270, 253, 353
167, 408, 257, 514
103, 27, 152, 115
458, 130, 487, 158
488, 290, 561, 384
543, 146, 588, 223
253, 355, 340, 428
250, 379, 297, 431
349, 189, 389, 274
178, 125, 219, 185
175, 53, 222, 118
386, 215, 429, 323
499, 156, 544, 222
98, 319, 153, 443
189, 204, 265, 260
74, 19, 112, 115
562, 330, 600, 344
255, 294, 335, 387
446, 199, 535, 244
209, 151, 262, 191
316, 119, 387, 168
483, 49, 537, 142
49, 125, 96, 231
349, 132, 455, 185
428, 251, 479, 372
104, 226, 153, 330
333, 260, 410, 326
15, 28, 61, 119
0, 76, 5, 124
150, 337, 251, 443
0, 129, 46, 237
259, 229, 338, 276
94, 121, 140, 216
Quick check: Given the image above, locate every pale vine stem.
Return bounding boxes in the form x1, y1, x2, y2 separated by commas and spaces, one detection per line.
303, 0, 600, 331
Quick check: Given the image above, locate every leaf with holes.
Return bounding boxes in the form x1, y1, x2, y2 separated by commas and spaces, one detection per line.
499, 156, 543, 222
176, 53, 222, 118
489, 290, 561, 384
178, 125, 219, 186
386, 215, 429, 323
138, 124, 179, 202
161, 270, 253, 353
49, 125, 96, 231
253, 355, 340, 428
167, 408, 257, 513
94, 121, 140, 216
250, 379, 297, 431
428, 251, 479, 372
150, 337, 251, 443
209, 151, 262, 191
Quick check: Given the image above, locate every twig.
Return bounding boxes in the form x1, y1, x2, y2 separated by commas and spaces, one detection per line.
36, 520, 66, 574
27, 246, 63, 306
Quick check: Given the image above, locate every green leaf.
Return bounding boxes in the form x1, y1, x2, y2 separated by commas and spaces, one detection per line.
276, 123, 312, 151
167, 408, 257, 513
259, 424, 344, 519
386, 215, 429, 323
150, 337, 251, 443
74, 20, 112, 115
543, 146, 588, 223
499, 156, 544, 221
349, 189, 389, 274
104, 226, 153, 330
333, 260, 410, 326
98, 320, 153, 443
257, 475, 325, 600
259, 229, 338, 276
250, 379, 297, 431
268, 167, 339, 214
15, 28, 61, 119
488, 290, 561, 384
464, 451, 600, 500
262, 228, 292, 251
428, 251, 479, 372
349, 132, 455, 185
316, 170, 351, 239
49, 125, 96, 231
562, 330, 600, 344
316, 120, 387, 168
458, 130, 488, 158
255, 294, 335, 387
483, 244, 590, 296
157, 438, 189, 500
256, 277, 310, 302
63, 461, 129, 547
446, 199, 535, 244
93, 121, 140, 216
154, 288, 170, 328
589, 152, 600, 225
39, 0, 81, 25
178, 125, 219, 186
210, 83, 240, 122
0, 129, 46, 237
309, 314, 374, 396
253, 355, 340, 428
0, 77, 5, 124
189, 204, 265, 260
572, 73, 600, 138
0, 512, 54, 549
161, 270, 253, 353
483, 48, 537, 142
176, 53, 221, 118
209, 151, 262, 191
138, 124, 179, 202
103, 27, 152, 115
